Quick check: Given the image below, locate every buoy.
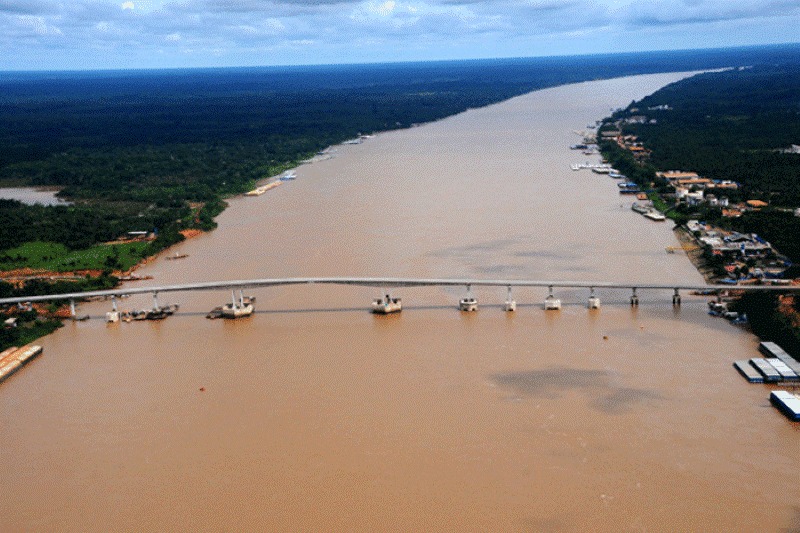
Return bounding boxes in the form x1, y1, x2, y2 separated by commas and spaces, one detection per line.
603, 335, 608, 340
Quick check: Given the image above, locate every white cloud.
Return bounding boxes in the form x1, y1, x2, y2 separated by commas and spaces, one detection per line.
0, 0, 799, 69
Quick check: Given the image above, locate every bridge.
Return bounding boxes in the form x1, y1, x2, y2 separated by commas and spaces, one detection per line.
1, 277, 798, 318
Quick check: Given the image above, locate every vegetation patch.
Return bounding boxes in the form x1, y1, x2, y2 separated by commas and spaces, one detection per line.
0, 241, 149, 272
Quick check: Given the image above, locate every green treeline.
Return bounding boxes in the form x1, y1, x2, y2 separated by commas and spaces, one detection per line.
619, 64, 800, 206
608, 63, 800, 263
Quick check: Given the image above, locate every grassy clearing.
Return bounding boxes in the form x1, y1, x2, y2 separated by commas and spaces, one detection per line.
0, 241, 148, 272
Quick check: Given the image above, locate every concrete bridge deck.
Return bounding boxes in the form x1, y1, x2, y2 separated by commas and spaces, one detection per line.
1, 277, 798, 307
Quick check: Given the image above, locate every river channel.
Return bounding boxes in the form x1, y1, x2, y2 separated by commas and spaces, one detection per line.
1, 72, 798, 531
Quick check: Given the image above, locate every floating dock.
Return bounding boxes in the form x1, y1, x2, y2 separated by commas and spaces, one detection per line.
760, 342, 800, 375
0, 345, 43, 385
766, 358, 799, 381
734, 360, 764, 383
770, 391, 800, 421
749, 358, 783, 382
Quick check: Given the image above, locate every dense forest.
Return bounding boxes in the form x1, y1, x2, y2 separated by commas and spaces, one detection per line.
619, 64, 800, 205
2, 44, 799, 258
608, 62, 800, 263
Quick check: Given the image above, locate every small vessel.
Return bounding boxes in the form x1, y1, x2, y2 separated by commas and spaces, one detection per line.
165, 252, 188, 260
631, 202, 651, 214
372, 294, 402, 314
618, 182, 641, 194
643, 209, 666, 221
279, 172, 297, 181
146, 304, 179, 320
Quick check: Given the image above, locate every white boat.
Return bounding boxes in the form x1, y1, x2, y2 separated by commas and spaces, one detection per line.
372, 295, 402, 314
459, 297, 478, 312
644, 209, 666, 221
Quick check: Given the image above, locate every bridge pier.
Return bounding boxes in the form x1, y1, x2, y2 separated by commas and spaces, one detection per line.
152, 292, 160, 311
544, 286, 561, 310
459, 284, 477, 311
69, 299, 76, 318
588, 287, 600, 309
672, 288, 681, 307
630, 288, 639, 307
504, 286, 516, 312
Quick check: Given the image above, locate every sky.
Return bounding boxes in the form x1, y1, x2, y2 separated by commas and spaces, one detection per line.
0, 0, 798, 70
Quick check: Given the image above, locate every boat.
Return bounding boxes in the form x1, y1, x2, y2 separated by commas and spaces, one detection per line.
165, 252, 188, 260
643, 209, 666, 221
459, 297, 478, 312
592, 167, 612, 174
631, 202, 651, 214
146, 304, 179, 320
372, 294, 402, 314
279, 172, 297, 181
618, 182, 641, 194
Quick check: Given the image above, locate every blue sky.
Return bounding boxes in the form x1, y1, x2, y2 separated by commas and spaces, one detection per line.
1, 0, 798, 70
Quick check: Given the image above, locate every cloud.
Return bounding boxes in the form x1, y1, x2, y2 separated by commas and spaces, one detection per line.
622, 0, 800, 27
0, 0, 799, 69
0, 0, 57, 15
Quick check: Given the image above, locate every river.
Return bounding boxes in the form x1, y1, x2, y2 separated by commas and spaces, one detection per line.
1, 72, 798, 531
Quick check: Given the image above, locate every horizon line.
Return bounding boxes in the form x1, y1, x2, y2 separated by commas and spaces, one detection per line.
2, 41, 799, 75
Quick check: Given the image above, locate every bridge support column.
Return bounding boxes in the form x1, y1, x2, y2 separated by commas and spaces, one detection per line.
231, 290, 238, 310
630, 288, 639, 307
504, 286, 516, 312
111, 296, 118, 312
672, 288, 681, 307
588, 287, 600, 309
152, 292, 160, 311
69, 299, 76, 318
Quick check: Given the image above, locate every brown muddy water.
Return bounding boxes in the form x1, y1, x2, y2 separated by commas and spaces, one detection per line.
1, 73, 798, 532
